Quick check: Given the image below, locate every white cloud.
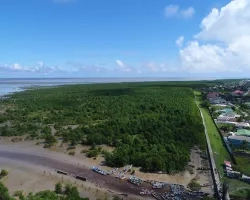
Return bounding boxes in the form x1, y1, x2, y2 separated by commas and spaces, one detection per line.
0, 62, 62, 74
181, 7, 195, 19
165, 4, 195, 19
116, 60, 134, 72
165, 5, 179, 17
116, 60, 125, 68
179, 0, 250, 74
176, 36, 184, 47
196, 0, 250, 43
12, 63, 23, 70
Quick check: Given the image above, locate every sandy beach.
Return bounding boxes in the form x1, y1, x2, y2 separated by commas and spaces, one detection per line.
0, 137, 213, 199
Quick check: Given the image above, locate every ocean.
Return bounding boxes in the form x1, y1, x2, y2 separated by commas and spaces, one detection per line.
0, 77, 213, 96
0, 78, 90, 96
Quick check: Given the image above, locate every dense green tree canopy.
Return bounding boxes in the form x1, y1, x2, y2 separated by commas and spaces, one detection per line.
0, 83, 206, 172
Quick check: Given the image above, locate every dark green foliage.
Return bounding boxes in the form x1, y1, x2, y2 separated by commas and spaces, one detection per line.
55, 183, 62, 194
0, 169, 8, 177
44, 134, 57, 148
87, 145, 102, 158
200, 100, 210, 108
13, 191, 25, 200
0, 181, 89, 200
26, 191, 59, 200
112, 196, 123, 200
234, 156, 250, 176
1, 83, 206, 172
0, 182, 14, 200
188, 180, 201, 191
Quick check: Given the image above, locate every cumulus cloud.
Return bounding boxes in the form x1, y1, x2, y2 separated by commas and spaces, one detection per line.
164, 5, 180, 17
0, 62, 63, 74
165, 5, 195, 19
180, 7, 195, 19
176, 36, 184, 47
66, 61, 107, 73
116, 60, 134, 72
179, 0, 250, 74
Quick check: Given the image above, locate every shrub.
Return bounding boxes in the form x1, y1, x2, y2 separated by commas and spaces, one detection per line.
0, 169, 8, 177
67, 146, 76, 151
55, 182, 62, 194
188, 180, 201, 191
87, 150, 99, 158
13, 190, 25, 199
81, 149, 88, 154
69, 151, 75, 156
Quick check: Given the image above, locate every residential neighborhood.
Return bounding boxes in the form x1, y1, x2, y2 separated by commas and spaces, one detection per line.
201, 79, 250, 199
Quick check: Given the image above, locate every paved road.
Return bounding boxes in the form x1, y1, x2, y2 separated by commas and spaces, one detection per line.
195, 96, 222, 199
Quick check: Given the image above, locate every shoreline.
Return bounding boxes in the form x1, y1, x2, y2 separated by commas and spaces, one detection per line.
0, 140, 145, 200
0, 77, 219, 97
0, 138, 213, 199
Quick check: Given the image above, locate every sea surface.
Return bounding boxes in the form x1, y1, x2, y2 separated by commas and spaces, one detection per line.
0, 77, 213, 96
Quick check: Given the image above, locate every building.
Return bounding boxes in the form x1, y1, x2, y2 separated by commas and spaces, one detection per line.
207, 92, 227, 104
227, 135, 250, 148
234, 129, 250, 136
217, 112, 240, 122
224, 160, 232, 168
242, 174, 250, 183
227, 171, 241, 178
232, 90, 244, 96
235, 123, 250, 129
207, 92, 220, 99
210, 98, 227, 104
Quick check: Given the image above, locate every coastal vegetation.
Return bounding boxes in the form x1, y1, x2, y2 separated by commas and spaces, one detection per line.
0, 181, 89, 200
0, 169, 8, 179
0, 82, 208, 172
187, 179, 201, 191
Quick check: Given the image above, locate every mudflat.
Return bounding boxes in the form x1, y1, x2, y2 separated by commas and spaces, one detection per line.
0, 138, 213, 198
0, 140, 148, 199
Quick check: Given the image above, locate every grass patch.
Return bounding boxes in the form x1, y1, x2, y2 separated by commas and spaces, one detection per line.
234, 156, 250, 176
227, 179, 250, 194
231, 188, 250, 198
195, 91, 230, 180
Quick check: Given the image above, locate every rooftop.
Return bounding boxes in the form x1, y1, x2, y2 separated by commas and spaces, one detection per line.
221, 108, 234, 113
232, 90, 244, 95
234, 129, 250, 136
228, 135, 250, 143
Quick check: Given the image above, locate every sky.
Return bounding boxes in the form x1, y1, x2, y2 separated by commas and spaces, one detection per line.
0, 0, 250, 78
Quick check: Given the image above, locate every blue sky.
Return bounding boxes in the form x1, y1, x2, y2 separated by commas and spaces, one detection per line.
0, 0, 249, 78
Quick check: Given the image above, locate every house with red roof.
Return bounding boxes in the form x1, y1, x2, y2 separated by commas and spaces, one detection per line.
232, 90, 244, 96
